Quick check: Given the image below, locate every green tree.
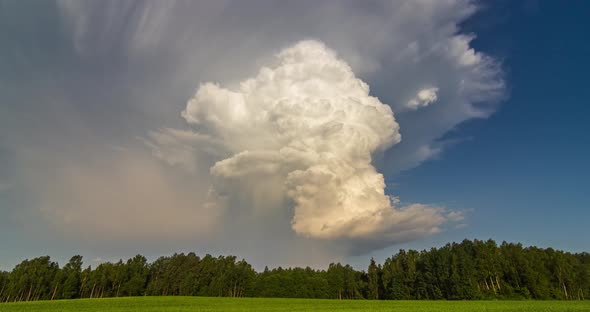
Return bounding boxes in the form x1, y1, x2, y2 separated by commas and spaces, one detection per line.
367, 258, 381, 299
60, 255, 83, 299
121, 255, 148, 296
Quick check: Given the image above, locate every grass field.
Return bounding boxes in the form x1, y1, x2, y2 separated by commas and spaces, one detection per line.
1, 297, 589, 312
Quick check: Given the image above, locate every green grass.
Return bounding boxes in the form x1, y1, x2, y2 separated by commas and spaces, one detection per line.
1, 297, 588, 311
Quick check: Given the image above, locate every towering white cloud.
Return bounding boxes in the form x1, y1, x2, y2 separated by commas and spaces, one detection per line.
151, 40, 449, 244
0, 0, 505, 267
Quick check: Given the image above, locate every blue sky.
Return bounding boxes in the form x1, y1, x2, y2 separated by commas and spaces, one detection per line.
367, 0, 590, 261
1, 0, 588, 270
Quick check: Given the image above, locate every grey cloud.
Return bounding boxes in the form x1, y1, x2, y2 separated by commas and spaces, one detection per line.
0, 0, 503, 267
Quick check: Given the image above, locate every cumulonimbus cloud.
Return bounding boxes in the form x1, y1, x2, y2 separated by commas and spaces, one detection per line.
150, 40, 451, 246
0, 0, 505, 267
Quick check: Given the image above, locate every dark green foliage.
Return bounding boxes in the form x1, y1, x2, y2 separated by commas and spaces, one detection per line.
367, 258, 380, 299
253, 267, 329, 298
59, 255, 82, 299
1, 239, 589, 303
2, 256, 59, 302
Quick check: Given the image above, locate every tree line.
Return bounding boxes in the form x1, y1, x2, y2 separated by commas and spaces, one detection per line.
0, 239, 588, 302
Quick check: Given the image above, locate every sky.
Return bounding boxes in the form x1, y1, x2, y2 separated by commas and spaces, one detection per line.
0, 0, 589, 271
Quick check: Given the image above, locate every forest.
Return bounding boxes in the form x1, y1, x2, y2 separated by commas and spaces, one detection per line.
0, 239, 588, 302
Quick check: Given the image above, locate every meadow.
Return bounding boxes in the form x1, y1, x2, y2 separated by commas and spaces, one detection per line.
1, 297, 589, 312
